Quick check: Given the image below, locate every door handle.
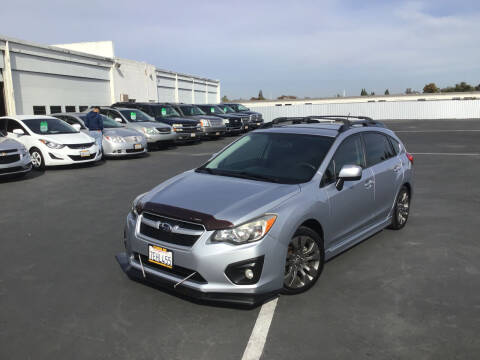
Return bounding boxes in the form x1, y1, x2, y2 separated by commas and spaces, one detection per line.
364, 179, 374, 189
393, 164, 402, 172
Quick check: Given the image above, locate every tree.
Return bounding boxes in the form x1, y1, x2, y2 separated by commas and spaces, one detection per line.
370, 92, 375, 96
360, 88, 367, 96
258, 90, 265, 100
221, 95, 229, 102
384, 89, 390, 95
423, 83, 439, 93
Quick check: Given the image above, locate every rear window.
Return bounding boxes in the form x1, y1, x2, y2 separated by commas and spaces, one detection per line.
363, 132, 396, 167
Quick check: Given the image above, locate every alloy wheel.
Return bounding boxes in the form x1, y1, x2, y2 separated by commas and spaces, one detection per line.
397, 191, 410, 225
31, 151, 42, 168
284, 235, 321, 289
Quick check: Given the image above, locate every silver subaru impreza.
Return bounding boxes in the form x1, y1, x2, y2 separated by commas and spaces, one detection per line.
117, 116, 414, 306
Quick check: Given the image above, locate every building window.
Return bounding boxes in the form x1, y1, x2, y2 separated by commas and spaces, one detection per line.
33, 106, 46, 115
79, 106, 88, 112
65, 106, 76, 113
50, 106, 61, 114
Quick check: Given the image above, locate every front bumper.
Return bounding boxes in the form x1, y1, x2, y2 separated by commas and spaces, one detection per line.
145, 132, 177, 144
175, 131, 203, 142
202, 126, 227, 137
43, 145, 101, 166
103, 139, 148, 157
118, 212, 284, 306
0, 155, 32, 177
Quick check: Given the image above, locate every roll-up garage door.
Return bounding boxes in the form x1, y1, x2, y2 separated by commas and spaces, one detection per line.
178, 89, 192, 103
157, 87, 175, 102
12, 71, 110, 115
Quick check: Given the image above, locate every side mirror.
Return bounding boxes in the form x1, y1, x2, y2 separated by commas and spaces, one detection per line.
12, 128, 25, 136
72, 123, 81, 131
115, 118, 123, 123
335, 165, 362, 191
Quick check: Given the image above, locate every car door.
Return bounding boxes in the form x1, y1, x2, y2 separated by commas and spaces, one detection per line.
321, 134, 376, 247
362, 132, 403, 222
6, 119, 33, 149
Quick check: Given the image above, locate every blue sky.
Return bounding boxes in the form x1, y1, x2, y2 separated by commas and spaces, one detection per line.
2, 0, 480, 99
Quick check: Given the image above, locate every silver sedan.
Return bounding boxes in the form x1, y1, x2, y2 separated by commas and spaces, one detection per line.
53, 113, 147, 157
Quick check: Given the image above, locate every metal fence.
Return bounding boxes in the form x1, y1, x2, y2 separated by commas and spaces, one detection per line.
246, 100, 480, 122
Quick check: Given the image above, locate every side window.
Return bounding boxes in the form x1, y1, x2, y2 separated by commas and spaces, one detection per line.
7, 120, 28, 134
110, 110, 125, 122
61, 116, 77, 126
50, 105, 61, 114
321, 135, 364, 186
389, 136, 402, 155
364, 133, 395, 167
101, 109, 114, 119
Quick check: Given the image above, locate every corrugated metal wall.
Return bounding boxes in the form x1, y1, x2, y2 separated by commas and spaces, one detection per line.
246, 100, 480, 122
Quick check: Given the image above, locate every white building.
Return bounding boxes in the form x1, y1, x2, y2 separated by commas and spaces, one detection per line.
0, 36, 220, 117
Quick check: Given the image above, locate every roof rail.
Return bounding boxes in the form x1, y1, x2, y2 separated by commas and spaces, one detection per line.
263, 115, 385, 132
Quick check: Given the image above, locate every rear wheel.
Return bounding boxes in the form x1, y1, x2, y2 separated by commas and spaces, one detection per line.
30, 148, 45, 170
389, 186, 410, 230
282, 226, 324, 295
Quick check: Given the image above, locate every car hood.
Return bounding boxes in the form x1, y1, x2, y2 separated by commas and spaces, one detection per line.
0, 136, 23, 150
185, 115, 224, 121
103, 127, 142, 137
131, 121, 171, 130
36, 132, 94, 144
154, 117, 199, 125
144, 170, 301, 226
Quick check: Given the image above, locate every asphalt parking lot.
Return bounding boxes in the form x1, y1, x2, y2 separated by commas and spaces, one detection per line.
1, 119, 479, 360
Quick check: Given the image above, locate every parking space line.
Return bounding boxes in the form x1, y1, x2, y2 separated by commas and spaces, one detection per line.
411, 152, 480, 156
241, 298, 278, 360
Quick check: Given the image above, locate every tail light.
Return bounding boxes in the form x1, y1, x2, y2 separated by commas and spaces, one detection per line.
406, 152, 414, 164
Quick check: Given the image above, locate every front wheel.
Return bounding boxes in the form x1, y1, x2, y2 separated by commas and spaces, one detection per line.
389, 186, 410, 230
30, 148, 45, 170
282, 226, 324, 295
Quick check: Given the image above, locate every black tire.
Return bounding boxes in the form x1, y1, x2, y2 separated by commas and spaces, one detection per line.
30, 148, 45, 171
389, 186, 410, 230
282, 226, 324, 295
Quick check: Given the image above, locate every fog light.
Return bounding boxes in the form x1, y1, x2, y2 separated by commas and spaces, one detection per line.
245, 269, 254, 280
225, 256, 264, 285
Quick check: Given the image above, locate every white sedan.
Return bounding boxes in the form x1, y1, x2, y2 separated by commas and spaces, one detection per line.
0, 115, 101, 170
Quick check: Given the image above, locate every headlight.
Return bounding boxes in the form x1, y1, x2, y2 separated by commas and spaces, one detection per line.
141, 127, 159, 135
131, 192, 147, 217
224, 119, 230, 124
39, 139, 65, 149
200, 119, 210, 127
104, 135, 126, 143
172, 124, 183, 132
213, 215, 277, 245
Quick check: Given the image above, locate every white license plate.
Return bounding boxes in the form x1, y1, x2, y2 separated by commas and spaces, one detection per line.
257, 122, 261, 125
148, 245, 173, 269
190, 133, 196, 137
134, 144, 142, 150
245, 126, 249, 129
80, 150, 90, 157
216, 132, 220, 135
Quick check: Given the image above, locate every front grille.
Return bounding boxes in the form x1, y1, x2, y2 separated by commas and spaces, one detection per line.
126, 148, 144, 153
175, 126, 200, 134
66, 142, 95, 149
135, 253, 207, 284
210, 119, 224, 127
156, 127, 171, 133
0, 154, 20, 164
139, 212, 204, 247
0, 166, 23, 174
68, 154, 96, 161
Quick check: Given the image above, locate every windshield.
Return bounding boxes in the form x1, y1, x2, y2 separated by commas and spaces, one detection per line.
23, 118, 78, 135
221, 105, 236, 113
153, 106, 181, 118
236, 104, 250, 111
197, 132, 334, 184
199, 105, 226, 115
119, 109, 154, 122
179, 105, 206, 116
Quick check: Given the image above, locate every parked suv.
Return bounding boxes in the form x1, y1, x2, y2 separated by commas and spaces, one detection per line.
222, 103, 264, 129
91, 107, 176, 148
218, 104, 251, 132
172, 104, 226, 138
112, 102, 202, 142
196, 105, 243, 135
0, 128, 32, 178
116, 115, 413, 306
